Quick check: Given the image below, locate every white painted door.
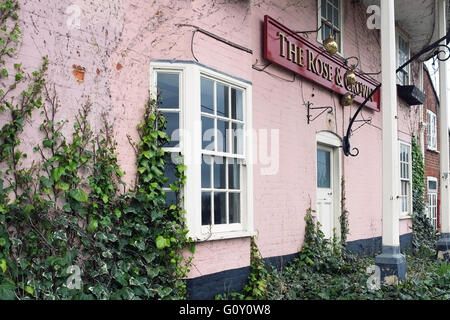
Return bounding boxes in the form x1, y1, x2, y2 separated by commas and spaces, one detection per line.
316, 145, 334, 239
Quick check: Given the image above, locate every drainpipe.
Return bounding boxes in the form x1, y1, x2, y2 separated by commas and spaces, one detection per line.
436, 0, 450, 261
374, 0, 407, 283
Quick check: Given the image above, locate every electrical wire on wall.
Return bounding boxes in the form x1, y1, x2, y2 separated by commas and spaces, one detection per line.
252, 59, 296, 82
176, 23, 253, 63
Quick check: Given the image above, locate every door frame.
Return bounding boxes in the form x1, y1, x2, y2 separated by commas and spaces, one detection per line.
316, 131, 343, 241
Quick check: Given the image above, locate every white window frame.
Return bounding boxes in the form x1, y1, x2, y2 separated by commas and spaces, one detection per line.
396, 30, 410, 86
426, 177, 438, 230
399, 141, 412, 218
317, 0, 344, 56
150, 61, 254, 242
426, 110, 438, 151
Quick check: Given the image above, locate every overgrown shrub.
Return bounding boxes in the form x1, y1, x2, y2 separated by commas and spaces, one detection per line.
0, 1, 193, 299
410, 138, 438, 254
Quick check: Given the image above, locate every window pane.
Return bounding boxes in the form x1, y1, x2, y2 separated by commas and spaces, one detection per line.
217, 83, 229, 117
228, 158, 240, 190
202, 116, 215, 150
166, 191, 177, 207
401, 181, 409, 212
157, 73, 179, 109
201, 77, 214, 114
317, 149, 331, 188
321, 0, 326, 17
162, 112, 179, 148
231, 88, 243, 121
163, 153, 177, 188
217, 120, 229, 153
202, 192, 212, 225
229, 193, 241, 224
327, 3, 333, 21
214, 192, 227, 225
214, 157, 226, 189
333, 7, 339, 27
428, 180, 437, 191
202, 155, 212, 188
322, 23, 331, 40
232, 123, 244, 155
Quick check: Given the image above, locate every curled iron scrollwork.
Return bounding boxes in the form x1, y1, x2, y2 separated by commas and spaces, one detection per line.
342, 31, 450, 157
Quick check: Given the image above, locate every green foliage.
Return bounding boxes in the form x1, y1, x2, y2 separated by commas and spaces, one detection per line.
216, 236, 269, 300
0, 1, 193, 299
410, 138, 438, 253
339, 177, 349, 245
242, 237, 269, 299
263, 207, 450, 300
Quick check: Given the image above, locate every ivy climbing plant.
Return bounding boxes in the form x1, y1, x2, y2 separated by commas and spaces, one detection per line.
0, 0, 192, 300
410, 137, 438, 254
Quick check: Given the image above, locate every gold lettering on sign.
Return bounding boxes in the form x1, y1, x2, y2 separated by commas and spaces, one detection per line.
288, 40, 297, 63
328, 65, 333, 81
335, 67, 343, 87
315, 58, 323, 76
278, 32, 287, 58
274, 29, 376, 106
307, 49, 316, 73
297, 47, 304, 66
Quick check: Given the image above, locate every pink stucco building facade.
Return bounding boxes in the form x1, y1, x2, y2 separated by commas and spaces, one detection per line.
5, 0, 438, 298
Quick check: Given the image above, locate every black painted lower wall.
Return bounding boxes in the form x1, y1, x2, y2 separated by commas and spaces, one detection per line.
186, 233, 413, 300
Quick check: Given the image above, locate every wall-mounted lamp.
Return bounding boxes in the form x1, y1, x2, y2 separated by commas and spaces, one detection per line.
323, 34, 339, 56
344, 67, 357, 86
340, 92, 355, 106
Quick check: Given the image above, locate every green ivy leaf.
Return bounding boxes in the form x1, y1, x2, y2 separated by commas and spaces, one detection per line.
69, 189, 88, 203
55, 182, 70, 191
87, 219, 98, 233
0, 258, 7, 273
24, 286, 34, 295
51, 167, 65, 182
156, 236, 166, 250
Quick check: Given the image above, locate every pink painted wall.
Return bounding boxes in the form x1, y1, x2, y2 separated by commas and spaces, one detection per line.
4, 0, 419, 279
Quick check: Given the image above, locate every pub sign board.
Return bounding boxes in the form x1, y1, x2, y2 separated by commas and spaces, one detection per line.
264, 15, 381, 111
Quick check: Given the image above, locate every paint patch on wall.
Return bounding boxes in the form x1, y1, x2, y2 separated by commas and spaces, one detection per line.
72, 65, 86, 83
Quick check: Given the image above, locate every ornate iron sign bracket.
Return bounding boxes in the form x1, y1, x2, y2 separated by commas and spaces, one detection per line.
306, 101, 333, 124
343, 31, 450, 157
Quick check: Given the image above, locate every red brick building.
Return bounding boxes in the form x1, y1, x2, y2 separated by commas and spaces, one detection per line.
423, 64, 440, 231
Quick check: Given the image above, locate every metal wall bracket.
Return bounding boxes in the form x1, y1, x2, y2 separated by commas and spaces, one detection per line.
350, 117, 372, 135
306, 101, 333, 124
343, 29, 450, 157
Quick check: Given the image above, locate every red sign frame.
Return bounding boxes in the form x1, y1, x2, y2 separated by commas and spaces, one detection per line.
264, 15, 380, 111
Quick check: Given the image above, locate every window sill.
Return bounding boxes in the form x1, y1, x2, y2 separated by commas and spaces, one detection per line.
400, 214, 412, 220
426, 148, 439, 154
194, 230, 256, 242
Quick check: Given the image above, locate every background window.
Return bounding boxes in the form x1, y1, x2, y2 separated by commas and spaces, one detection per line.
397, 34, 410, 85
319, 0, 342, 52
201, 76, 245, 227
426, 110, 437, 150
399, 143, 411, 215
427, 178, 438, 230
